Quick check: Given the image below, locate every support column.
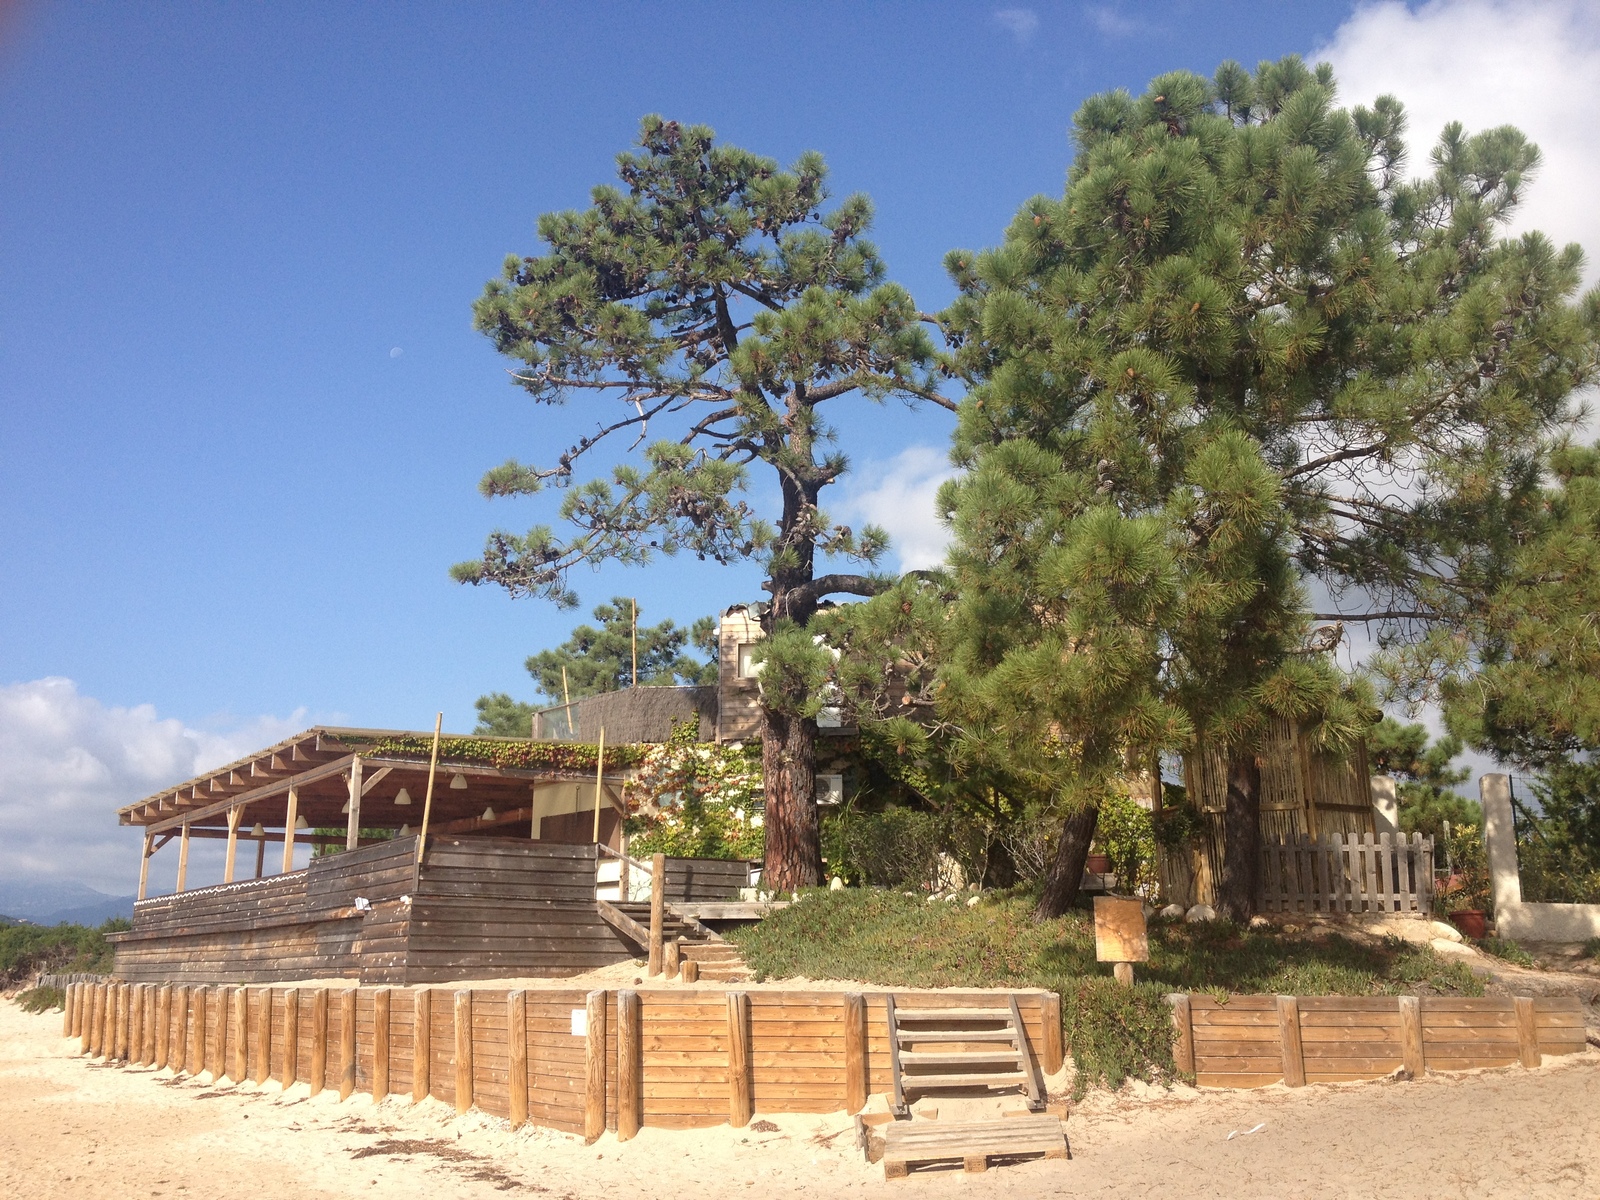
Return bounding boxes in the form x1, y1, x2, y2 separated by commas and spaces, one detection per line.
138, 832, 153, 901
224, 805, 244, 883
1370, 776, 1399, 837
648, 853, 665, 977
282, 785, 300, 874
1480, 774, 1523, 914
345, 757, 363, 852
176, 822, 191, 893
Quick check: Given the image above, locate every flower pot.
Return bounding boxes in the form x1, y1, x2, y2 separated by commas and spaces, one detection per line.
1086, 854, 1112, 875
1448, 909, 1487, 939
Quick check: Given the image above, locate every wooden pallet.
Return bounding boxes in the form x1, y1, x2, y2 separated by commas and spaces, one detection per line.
887, 995, 1044, 1116
882, 1115, 1068, 1178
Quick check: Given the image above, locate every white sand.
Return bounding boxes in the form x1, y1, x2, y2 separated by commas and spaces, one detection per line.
5, 998, 1599, 1198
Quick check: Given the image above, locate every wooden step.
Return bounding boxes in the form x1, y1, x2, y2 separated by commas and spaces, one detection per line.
882, 1115, 1067, 1179
893, 1008, 1013, 1022
899, 1050, 1024, 1067
898, 1071, 1027, 1090
897, 1028, 1017, 1044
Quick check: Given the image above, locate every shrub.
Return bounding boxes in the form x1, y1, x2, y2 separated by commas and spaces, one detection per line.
1473, 937, 1538, 968
0, 920, 121, 988
16, 985, 64, 1013
1435, 823, 1490, 916
822, 807, 950, 890
1053, 978, 1177, 1097
1095, 789, 1158, 899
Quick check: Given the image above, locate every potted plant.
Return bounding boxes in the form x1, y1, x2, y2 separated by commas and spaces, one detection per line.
1439, 823, 1490, 938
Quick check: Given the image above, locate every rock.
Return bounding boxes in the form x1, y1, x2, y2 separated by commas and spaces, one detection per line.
1431, 938, 1477, 957
1429, 920, 1464, 943
966, 894, 981, 907
1160, 903, 1186, 920
829, 876, 845, 891
1185, 904, 1217, 923
1249, 915, 1271, 930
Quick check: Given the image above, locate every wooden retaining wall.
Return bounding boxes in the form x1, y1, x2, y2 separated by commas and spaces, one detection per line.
1169, 993, 1589, 1089
62, 979, 1061, 1136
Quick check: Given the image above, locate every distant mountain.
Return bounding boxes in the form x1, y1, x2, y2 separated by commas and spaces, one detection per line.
0, 879, 135, 926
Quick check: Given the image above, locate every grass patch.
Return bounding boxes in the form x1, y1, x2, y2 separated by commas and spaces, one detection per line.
15, 985, 64, 1014
1473, 937, 1539, 968
729, 889, 1484, 1095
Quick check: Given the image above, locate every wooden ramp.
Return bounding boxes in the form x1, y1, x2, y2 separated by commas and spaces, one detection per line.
887, 994, 1044, 1116
882, 1115, 1068, 1178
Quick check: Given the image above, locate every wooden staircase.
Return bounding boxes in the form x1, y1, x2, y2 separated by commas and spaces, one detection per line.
886, 995, 1044, 1117
597, 900, 751, 981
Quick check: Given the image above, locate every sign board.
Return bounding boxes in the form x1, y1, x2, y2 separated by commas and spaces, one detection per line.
570, 1008, 587, 1037
1093, 895, 1149, 963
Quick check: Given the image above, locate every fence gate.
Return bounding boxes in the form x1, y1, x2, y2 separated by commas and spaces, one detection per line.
1259, 832, 1434, 914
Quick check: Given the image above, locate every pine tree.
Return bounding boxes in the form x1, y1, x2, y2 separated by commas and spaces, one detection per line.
1367, 716, 1477, 840
940, 57, 1599, 918
524, 598, 717, 700
454, 118, 949, 889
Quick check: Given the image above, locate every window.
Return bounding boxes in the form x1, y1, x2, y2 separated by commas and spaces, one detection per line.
736, 642, 760, 679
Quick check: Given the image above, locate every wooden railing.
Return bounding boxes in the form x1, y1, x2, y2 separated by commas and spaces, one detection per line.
1259, 832, 1434, 914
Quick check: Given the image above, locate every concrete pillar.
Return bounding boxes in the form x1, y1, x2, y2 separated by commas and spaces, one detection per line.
1479, 774, 1522, 912
1370, 775, 1399, 837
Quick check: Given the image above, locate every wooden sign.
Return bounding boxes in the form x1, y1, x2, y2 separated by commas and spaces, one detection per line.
1093, 896, 1149, 963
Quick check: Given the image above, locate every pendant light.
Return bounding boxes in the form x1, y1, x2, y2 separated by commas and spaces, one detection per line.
450, 773, 469, 790
394, 787, 412, 806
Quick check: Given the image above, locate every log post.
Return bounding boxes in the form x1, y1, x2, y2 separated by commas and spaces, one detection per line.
726, 991, 752, 1128
209, 986, 225, 1079
167, 985, 181, 1071
63, 980, 76, 1038
1277, 995, 1305, 1087
507, 990, 527, 1129
616, 989, 641, 1141
145, 984, 159, 1066
176, 822, 191, 893
123, 983, 136, 1061
373, 988, 390, 1101
309, 988, 329, 1097
156, 985, 172, 1068
412, 988, 431, 1102
282, 786, 300, 874
339, 988, 357, 1101
1515, 995, 1541, 1069
224, 804, 244, 883
583, 989, 608, 1143
129, 984, 143, 1064
1168, 995, 1195, 1076
648, 853, 666, 977
104, 983, 119, 1061
1399, 995, 1425, 1078
664, 938, 681, 981
843, 992, 867, 1114
681, 959, 699, 984
454, 989, 474, 1115
282, 988, 301, 1089
345, 756, 364, 852
1040, 992, 1065, 1075
231, 986, 248, 1082
253, 988, 271, 1084
189, 986, 207, 1080
87, 983, 100, 1057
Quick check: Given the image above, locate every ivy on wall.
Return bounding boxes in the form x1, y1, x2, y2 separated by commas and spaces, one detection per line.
624, 722, 764, 859
360, 734, 649, 772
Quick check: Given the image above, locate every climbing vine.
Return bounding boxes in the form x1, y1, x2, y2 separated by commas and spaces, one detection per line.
624, 722, 764, 859
359, 734, 648, 772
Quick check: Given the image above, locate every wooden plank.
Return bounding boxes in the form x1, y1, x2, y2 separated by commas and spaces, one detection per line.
1514, 996, 1540, 1069
843, 993, 867, 1114
339, 988, 357, 1101
413, 988, 431, 1102
507, 991, 527, 1128
727, 991, 752, 1128
1169, 995, 1195, 1075
617, 990, 641, 1141
584, 990, 607, 1143
455, 990, 474, 1114
1009, 992, 1044, 1107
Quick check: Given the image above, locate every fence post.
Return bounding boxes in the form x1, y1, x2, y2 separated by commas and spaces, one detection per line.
1169, 994, 1195, 1076
1399, 995, 1425, 1078
727, 991, 752, 1128
454, 990, 474, 1114
413, 988, 432, 1103
617, 989, 641, 1141
1040, 992, 1065, 1075
1515, 996, 1540, 1069
1277, 995, 1305, 1087
373, 989, 390, 1101
507, 990, 527, 1128
843, 993, 867, 1113
339, 988, 357, 1101
583, 989, 608, 1143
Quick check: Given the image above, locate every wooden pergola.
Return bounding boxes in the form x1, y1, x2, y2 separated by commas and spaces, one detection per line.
118, 727, 630, 900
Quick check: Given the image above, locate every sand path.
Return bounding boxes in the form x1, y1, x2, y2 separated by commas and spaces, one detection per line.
5, 999, 1598, 1198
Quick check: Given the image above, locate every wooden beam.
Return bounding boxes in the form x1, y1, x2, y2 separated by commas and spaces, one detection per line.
1169, 995, 1195, 1076
345, 756, 363, 852
138, 832, 153, 901
727, 991, 752, 1128
413, 988, 431, 1102
592, 728, 606, 843
176, 823, 191, 893
583, 990, 607, 1143
507, 990, 527, 1128
1040, 992, 1064, 1074
282, 786, 299, 874
616, 989, 640, 1141
156, 985, 171, 1069
454, 990, 473, 1114
428, 805, 537, 838
223, 805, 244, 884
148, 753, 356, 834
359, 765, 393, 797
188, 987, 206, 1080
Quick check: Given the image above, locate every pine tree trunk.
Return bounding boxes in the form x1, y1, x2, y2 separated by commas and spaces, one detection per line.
1217, 751, 1261, 921
1034, 803, 1099, 920
759, 703, 822, 891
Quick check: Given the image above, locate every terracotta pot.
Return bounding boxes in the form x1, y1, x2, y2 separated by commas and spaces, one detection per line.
1086, 854, 1112, 875
1448, 909, 1487, 939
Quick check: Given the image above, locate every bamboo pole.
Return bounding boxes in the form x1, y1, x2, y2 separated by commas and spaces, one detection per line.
631, 598, 638, 687
562, 666, 572, 736
617, 989, 641, 1141
282, 786, 300, 874
454, 990, 474, 1114
592, 728, 607, 843
417, 714, 443, 865
176, 822, 191, 893
224, 804, 244, 883
373, 988, 390, 1101
507, 990, 527, 1128
339, 988, 357, 1101
413, 988, 432, 1102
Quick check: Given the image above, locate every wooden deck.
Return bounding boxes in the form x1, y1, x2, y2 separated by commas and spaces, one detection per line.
882, 1115, 1068, 1177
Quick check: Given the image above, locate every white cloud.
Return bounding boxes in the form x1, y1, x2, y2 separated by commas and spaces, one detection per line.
0, 678, 308, 895
1316, 0, 1600, 287
837, 445, 959, 573
994, 7, 1040, 44
1085, 4, 1144, 38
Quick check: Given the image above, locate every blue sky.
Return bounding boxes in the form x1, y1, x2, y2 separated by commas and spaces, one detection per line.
5, 1, 1599, 891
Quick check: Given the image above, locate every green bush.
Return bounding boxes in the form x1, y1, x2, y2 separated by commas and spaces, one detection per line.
1053, 978, 1177, 1096
1095, 790, 1158, 898
822, 808, 950, 890
0, 920, 121, 988
16, 985, 64, 1014
1473, 937, 1538, 967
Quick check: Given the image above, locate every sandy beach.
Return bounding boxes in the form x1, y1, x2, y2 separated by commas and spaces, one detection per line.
6, 997, 1600, 1199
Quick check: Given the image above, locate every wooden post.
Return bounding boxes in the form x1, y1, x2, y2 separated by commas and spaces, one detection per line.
129, 984, 143, 1063
253, 988, 271, 1084
727, 991, 752, 1128
416, 714, 443, 865
664, 938, 681, 980
254, 835, 266, 879
1515, 995, 1541, 1069
616, 989, 641, 1141
412, 988, 432, 1102
1168, 995, 1195, 1076
63, 980, 75, 1038
843, 992, 867, 1114
211, 985, 227, 1079
339, 988, 357, 1101
1113, 961, 1134, 987
309, 988, 329, 1096
176, 822, 191, 893
282, 786, 300, 874
189, 986, 207, 1079
145, 984, 160, 1066
123, 983, 136, 1061
230, 987, 247, 1082
648, 853, 666, 977
1277, 995, 1305, 1087
1040, 992, 1065, 1075
592, 728, 607, 843
507, 990, 527, 1128
373, 988, 391, 1100
156, 985, 171, 1068
583, 989, 608, 1143
681, 959, 699, 984
103, 983, 118, 1060
138, 832, 153, 901
1398, 995, 1425, 1078
454, 989, 474, 1114
345, 756, 364, 852
87, 982, 101, 1057
282, 988, 300, 1089
224, 804, 244, 883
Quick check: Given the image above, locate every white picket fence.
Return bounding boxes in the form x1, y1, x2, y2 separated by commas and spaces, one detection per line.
1259, 832, 1435, 915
